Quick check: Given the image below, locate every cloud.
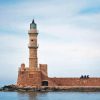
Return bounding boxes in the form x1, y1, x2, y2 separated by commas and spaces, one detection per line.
0, 0, 100, 84
0, 34, 28, 80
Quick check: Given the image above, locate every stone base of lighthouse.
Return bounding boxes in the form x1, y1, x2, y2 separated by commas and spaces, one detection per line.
17, 63, 100, 87
17, 64, 48, 87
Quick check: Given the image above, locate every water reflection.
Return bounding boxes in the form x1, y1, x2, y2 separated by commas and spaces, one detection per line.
16, 92, 100, 100
17, 92, 48, 100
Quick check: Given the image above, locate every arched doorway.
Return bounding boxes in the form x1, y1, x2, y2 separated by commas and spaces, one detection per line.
42, 80, 48, 86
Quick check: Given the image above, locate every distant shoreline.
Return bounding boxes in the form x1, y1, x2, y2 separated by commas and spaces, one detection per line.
1, 85, 100, 92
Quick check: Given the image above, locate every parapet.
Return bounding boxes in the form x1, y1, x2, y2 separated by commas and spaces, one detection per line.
20, 63, 25, 71
40, 64, 47, 72
28, 29, 38, 34
39, 64, 48, 79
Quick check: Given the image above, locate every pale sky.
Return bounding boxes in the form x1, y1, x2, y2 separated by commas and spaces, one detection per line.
0, 0, 100, 85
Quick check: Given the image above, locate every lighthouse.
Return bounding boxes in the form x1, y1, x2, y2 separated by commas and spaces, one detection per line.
17, 19, 48, 87
28, 19, 38, 71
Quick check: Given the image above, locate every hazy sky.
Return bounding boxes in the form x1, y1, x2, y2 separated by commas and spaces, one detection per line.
0, 0, 100, 85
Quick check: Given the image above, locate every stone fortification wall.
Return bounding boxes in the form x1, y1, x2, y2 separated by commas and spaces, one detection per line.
48, 78, 100, 86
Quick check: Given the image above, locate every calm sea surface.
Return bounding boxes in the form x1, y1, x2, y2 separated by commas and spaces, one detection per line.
0, 92, 100, 100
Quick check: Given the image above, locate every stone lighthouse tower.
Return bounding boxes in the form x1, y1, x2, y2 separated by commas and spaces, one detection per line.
17, 19, 48, 87
28, 19, 38, 71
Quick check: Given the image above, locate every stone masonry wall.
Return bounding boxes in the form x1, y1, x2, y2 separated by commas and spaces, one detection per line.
17, 68, 42, 87
48, 78, 100, 86
39, 64, 48, 81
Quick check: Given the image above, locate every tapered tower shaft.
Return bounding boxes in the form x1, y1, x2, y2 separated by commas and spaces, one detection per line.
28, 19, 38, 70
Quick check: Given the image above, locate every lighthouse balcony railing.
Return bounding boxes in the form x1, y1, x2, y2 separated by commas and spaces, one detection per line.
28, 44, 39, 48
28, 29, 39, 34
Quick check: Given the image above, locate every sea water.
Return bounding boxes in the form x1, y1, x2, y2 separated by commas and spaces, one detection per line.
0, 92, 100, 100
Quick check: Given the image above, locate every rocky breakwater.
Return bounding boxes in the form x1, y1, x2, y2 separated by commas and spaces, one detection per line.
1, 85, 100, 92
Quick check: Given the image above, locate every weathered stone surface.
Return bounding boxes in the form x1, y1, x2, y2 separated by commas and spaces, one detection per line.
48, 78, 100, 86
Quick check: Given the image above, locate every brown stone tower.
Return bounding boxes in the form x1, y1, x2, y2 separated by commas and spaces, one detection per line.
28, 19, 38, 71
17, 20, 48, 87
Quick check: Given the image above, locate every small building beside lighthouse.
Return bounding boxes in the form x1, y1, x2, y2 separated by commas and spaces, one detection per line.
17, 20, 100, 88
